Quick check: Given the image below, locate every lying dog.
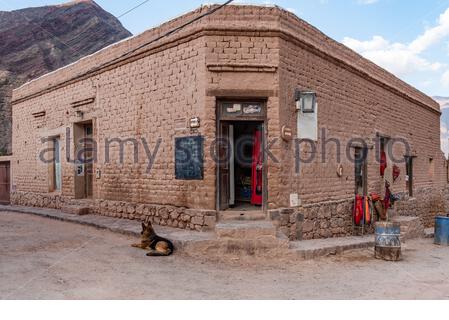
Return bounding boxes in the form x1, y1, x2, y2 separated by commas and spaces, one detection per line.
132, 220, 174, 256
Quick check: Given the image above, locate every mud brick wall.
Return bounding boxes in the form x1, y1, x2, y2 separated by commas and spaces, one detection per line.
11, 33, 214, 210
10, 5, 449, 237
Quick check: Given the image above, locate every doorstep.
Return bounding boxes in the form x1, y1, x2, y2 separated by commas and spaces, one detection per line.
289, 235, 375, 260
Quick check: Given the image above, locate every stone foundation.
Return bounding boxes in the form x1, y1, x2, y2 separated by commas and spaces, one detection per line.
270, 199, 357, 241
394, 187, 448, 228
11, 192, 217, 231
272, 186, 449, 241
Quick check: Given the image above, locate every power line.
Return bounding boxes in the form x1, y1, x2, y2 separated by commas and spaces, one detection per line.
119, 0, 234, 59
117, 0, 152, 19
53, 0, 235, 86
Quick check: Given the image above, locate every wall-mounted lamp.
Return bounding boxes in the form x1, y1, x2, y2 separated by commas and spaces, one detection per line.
295, 89, 316, 114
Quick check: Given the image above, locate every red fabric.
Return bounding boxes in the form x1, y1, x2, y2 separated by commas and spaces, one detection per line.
384, 182, 391, 216
251, 129, 263, 206
370, 193, 381, 202
353, 195, 364, 226
393, 165, 400, 182
380, 151, 387, 176
364, 196, 371, 225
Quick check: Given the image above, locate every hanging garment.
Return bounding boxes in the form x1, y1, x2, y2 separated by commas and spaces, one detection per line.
353, 195, 364, 226
384, 182, 391, 217
393, 165, 401, 182
364, 196, 371, 225
380, 151, 387, 176
371, 193, 386, 221
251, 128, 263, 206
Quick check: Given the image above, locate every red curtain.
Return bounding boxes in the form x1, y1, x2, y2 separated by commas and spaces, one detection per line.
251, 129, 263, 206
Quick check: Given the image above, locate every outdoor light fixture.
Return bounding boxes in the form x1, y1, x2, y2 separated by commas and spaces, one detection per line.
295, 89, 316, 113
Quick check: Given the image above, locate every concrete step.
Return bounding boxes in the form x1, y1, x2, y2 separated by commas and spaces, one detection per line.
218, 210, 266, 221
289, 235, 375, 260
392, 216, 425, 241
215, 220, 277, 239
62, 205, 90, 216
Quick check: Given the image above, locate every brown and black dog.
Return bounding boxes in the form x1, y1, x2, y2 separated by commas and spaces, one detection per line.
132, 219, 174, 256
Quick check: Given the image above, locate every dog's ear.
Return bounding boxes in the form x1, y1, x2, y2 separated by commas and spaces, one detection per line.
141, 223, 146, 230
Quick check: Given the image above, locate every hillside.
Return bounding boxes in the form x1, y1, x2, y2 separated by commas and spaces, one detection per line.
0, 0, 131, 154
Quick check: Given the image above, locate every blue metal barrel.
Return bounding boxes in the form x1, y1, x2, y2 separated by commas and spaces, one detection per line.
435, 216, 449, 246
375, 222, 402, 261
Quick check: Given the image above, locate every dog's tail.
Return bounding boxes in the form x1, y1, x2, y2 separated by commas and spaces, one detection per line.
146, 250, 172, 257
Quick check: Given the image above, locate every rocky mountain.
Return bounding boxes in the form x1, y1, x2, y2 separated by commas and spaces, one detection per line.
0, 0, 131, 155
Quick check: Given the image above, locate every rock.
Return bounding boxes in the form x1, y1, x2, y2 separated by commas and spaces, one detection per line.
302, 221, 314, 233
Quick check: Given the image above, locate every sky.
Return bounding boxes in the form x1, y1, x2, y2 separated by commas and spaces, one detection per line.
2, 0, 449, 98
2, 0, 449, 154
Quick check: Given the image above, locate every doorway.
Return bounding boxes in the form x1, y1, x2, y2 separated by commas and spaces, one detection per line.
216, 100, 266, 212
74, 121, 94, 199
0, 161, 10, 204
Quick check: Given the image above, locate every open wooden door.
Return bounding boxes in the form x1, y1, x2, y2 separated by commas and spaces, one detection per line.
0, 162, 10, 204
218, 122, 230, 211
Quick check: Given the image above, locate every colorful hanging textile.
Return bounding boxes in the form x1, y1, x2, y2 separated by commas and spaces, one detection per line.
251, 128, 263, 206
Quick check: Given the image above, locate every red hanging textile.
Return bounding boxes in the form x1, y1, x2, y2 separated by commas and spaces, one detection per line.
364, 196, 371, 225
353, 195, 364, 226
380, 151, 387, 176
384, 182, 391, 216
393, 165, 400, 182
251, 128, 263, 206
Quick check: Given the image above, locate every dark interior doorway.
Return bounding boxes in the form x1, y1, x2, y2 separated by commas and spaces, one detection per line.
218, 121, 264, 211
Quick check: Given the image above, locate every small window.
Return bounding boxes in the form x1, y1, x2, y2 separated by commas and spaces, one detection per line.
405, 156, 414, 197
429, 158, 434, 181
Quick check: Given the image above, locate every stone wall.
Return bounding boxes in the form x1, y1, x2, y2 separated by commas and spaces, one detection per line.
394, 187, 448, 228
271, 199, 357, 241
272, 185, 449, 241
11, 191, 217, 231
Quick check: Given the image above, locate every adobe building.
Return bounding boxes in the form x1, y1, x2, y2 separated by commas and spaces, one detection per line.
9, 5, 449, 241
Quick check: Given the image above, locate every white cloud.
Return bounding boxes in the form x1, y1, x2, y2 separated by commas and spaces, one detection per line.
357, 0, 379, 5
442, 69, 449, 87
409, 8, 449, 53
441, 136, 449, 158
343, 36, 444, 76
343, 8, 449, 77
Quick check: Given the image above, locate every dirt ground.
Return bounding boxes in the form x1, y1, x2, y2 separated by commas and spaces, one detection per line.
1, 211, 449, 300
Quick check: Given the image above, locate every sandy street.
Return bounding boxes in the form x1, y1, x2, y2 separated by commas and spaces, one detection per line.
1, 211, 449, 300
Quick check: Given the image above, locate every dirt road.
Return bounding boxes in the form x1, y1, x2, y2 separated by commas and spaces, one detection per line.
1, 211, 448, 299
